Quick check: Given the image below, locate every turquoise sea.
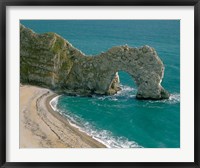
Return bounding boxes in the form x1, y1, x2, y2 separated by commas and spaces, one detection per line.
21, 20, 180, 148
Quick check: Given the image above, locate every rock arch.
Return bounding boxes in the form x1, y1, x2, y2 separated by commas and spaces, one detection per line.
94, 46, 169, 99
20, 24, 169, 100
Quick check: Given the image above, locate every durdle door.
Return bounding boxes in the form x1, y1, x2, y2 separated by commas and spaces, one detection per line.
20, 24, 169, 100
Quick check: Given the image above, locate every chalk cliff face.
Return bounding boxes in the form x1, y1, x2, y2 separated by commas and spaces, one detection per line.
20, 24, 169, 99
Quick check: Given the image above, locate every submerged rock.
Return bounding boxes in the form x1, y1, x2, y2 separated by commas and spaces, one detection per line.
20, 24, 169, 100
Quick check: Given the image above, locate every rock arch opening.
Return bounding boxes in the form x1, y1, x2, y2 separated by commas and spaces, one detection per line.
107, 71, 137, 95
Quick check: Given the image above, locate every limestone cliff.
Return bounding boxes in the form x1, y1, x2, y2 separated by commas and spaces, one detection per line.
20, 24, 169, 100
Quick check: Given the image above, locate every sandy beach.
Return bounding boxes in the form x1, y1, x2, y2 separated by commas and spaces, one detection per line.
20, 85, 106, 148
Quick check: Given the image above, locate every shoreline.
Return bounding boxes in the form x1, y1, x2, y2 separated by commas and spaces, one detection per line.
20, 85, 106, 148
45, 91, 107, 148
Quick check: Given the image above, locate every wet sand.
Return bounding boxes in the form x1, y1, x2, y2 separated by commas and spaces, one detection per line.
20, 85, 106, 148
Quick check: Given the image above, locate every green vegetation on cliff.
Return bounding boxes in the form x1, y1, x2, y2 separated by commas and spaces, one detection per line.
20, 24, 169, 99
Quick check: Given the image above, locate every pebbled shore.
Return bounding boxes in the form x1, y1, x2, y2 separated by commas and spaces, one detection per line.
20, 85, 106, 148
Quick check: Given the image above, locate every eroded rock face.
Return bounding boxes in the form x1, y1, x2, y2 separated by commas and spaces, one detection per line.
20, 24, 169, 99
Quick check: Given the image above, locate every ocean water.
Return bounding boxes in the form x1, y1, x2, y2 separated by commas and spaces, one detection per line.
21, 20, 180, 148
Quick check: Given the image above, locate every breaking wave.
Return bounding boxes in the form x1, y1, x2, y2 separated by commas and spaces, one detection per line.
93, 85, 180, 105
49, 85, 179, 148
93, 85, 136, 101
49, 94, 141, 148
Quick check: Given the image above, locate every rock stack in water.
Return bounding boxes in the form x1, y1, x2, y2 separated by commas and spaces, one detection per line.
20, 24, 170, 100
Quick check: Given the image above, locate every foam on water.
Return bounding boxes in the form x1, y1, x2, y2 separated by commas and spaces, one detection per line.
49, 85, 180, 148
93, 85, 180, 105
169, 93, 180, 103
93, 85, 136, 101
49, 94, 142, 148
49, 96, 60, 111
146, 93, 180, 105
